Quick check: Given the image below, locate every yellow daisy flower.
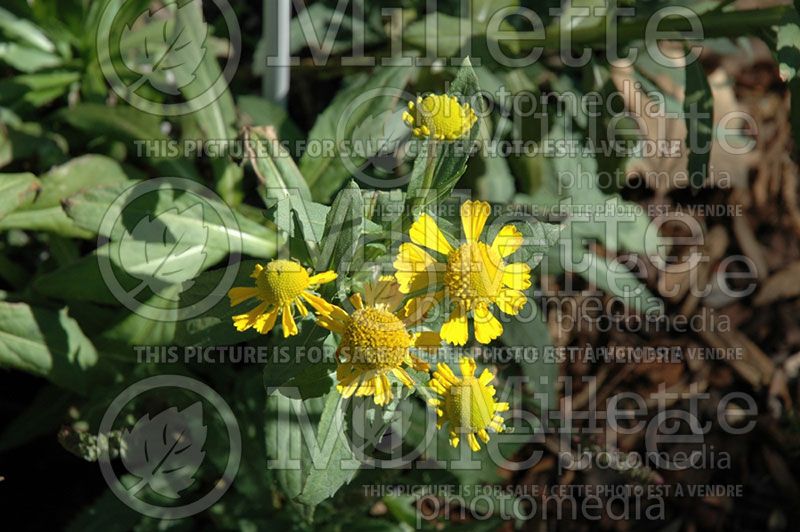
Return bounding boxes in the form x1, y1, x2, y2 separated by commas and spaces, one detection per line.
402, 94, 477, 140
428, 356, 509, 452
393, 200, 531, 346
227, 259, 336, 338
317, 277, 438, 406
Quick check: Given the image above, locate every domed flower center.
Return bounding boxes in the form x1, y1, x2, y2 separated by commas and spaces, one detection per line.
444, 242, 504, 307
443, 376, 496, 432
255, 259, 309, 304
341, 307, 411, 370
414, 94, 475, 139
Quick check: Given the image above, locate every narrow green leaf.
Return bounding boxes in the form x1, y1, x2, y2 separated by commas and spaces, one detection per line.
175, 0, 243, 204
683, 59, 714, 190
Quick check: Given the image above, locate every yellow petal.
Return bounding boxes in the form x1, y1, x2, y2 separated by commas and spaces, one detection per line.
479, 368, 494, 386
394, 242, 436, 273
301, 291, 334, 315
410, 214, 453, 255
478, 429, 490, 443
227, 287, 259, 306
440, 305, 468, 346
503, 262, 531, 290
308, 270, 337, 285
255, 307, 280, 335
467, 433, 481, 452
349, 293, 364, 310
338, 373, 361, 398
495, 288, 527, 316
281, 303, 298, 337
402, 291, 442, 326
459, 356, 477, 378
393, 368, 415, 388
491, 225, 523, 258
461, 200, 490, 242
496, 402, 510, 412
232, 301, 269, 332
473, 304, 503, 344
432, 361, 458, 386
294, 297, 309, 317
449, 433, 460, 448
249, 263, 264, 278
393, 243, 444, 295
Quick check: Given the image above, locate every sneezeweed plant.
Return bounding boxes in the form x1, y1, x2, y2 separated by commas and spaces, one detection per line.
232, 68, 536, 462
402, 93, 478, 140
394, 200, 531, 346
227, 259, 336, 337
429, 357, 510, 451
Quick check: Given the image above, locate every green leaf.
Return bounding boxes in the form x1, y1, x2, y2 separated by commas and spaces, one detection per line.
0, 155, 132, 238
0, 6, 56, 53
174, 0, 243, 204
63, 181, 277, 259
0, 43, 63, 72
175, 260, 260, 346
0, 172, 39, 220
317, 181, 364, 276
262, 323, 334, 393
403, 13, 472, 57
265, 387, 359, 512
301, 66, 415, 202
58, 103, 197, 179
576, 253, 664, 316
0, 71, 79, 111
245, 125, 311, 205
501, 310, 557, 411
0, 301, 100, 394
683, 58, 714, 190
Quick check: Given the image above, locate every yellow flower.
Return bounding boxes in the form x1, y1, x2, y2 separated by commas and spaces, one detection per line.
317, 277, 438, 406
402, 94, 477, 140
429, 357, 509, 452
227, 259, 336, 337
393, 200, 531, 346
